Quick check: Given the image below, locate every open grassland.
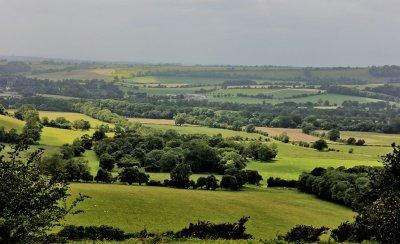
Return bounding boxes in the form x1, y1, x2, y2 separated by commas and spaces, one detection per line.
29, 68, 114, 81
247, 142, 388, 180
257, 127, 319, 142
208, 88, 381, 105
133, 86, 216, 96
128, 117, 175, 125
123, 76, 224, 85
67, 183, 354, 240
36, 111, 112, 128
337, 131, 399, 146
0, 114, 93, 146
142, 124, 264, 140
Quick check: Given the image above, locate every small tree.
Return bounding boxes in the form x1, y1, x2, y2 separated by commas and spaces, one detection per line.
196, 177, 207, 189
328, 129, 340, 141
246, 170, 263, 185
170, 163, 191, 188
280, 225, 329, 243
0, 144, 86, 243
174, 113, 186, 126
205, 175, 219, 190
312, 139, 328, 151
94, 168, 112, 183
99, 153, 116, 171
221, 175, 239, 190
244, 124, 256, 133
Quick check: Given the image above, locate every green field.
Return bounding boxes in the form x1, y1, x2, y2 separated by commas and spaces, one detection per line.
67, 183, 354, 240
143, 124, 264, 140
0, 114, 93, 146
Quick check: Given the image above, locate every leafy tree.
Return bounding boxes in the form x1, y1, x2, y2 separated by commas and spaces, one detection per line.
60, 144, 75, 159
280, 225, 329, 243
99, 153, 116, 171
246, 170, 263, 185
94, 168, 112, 183
0, 144, 86, 243
196, 177, 207, 189
244, 124, 256, 133
0, 104, 6, 115
350, 144, 400, 243
183, 140, 220, 173
119, 167, 139, 185
20, 109, 43, 144
205, 175, 219, 190
80, 134, 93, 149
328, 129, 340, 141
72, 119, 91, 130
312, 139, 328, 151
221, 175, 239, 190
170, 163, 192, 188
174, 113, 186, 126
346, 137, 356, 145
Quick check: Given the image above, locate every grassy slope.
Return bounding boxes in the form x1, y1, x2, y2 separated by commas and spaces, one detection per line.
67, 183, 354, 240
144, 124, 264, 139
0, 114, 92, 146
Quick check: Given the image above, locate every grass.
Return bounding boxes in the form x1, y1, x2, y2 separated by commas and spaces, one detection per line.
0, 114, 93, 146
143, 124, 264, 139
209, 93, 384, 105
338, 131, 399, 146
257, 127, 319, 142
67, 183, 354, 240
128, 118, 175, 125
37, 111, 112, 128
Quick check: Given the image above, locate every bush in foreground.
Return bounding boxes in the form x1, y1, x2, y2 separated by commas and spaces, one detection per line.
279, 225, 329, 243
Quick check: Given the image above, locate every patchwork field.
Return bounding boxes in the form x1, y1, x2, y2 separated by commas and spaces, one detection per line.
257, 127, 319, 142
67, 183, 354, 240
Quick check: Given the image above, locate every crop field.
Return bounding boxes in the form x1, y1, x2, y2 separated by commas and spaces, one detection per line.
142, 124, 264, 140
336, 131, 399, 146
66, 183, 354, 240
209, 92, 384, 105
128, 117, 175, 125
132, 86, 216, 96
29, 68, 114, 81
257, 127, 319, 142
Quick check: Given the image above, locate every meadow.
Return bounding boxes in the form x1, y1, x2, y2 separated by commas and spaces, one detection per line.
66, 183, 354, 240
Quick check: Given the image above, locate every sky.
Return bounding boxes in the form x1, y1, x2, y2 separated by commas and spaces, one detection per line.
0, 0, 399, 66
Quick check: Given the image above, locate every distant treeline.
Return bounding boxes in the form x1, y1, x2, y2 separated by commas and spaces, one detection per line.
0, 75, 123, 99
369, 65, 400, 77
4, 96, 399, 134
324, 85, 400, 103
0, 62, 31, 74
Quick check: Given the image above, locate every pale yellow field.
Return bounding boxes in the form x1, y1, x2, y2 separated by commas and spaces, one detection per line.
128, 117, 175, 125
257, 127, 319, 142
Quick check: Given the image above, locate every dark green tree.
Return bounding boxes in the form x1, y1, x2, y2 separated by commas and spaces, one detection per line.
0, 144, 86, 243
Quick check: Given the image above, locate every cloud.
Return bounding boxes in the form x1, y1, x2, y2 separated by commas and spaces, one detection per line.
0, 0, 399, 66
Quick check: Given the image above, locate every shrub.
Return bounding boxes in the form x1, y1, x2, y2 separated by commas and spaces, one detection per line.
312, 139, 328, 151
196, 177, 207, 189
348, 148, 354, 154
280, 225, 329, 242
331, 221, 354, 242
58, 225, 126, 241
246, 170, 263, 185
146, 180, 163, 186
94, 169, 112, 183
355, 139, 365, 146
174, 217, 252, 240
267, 177, 297, 187
205, 175, 219, 190
220, 175, 239, 190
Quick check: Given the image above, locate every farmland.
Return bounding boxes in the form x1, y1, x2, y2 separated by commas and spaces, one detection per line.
66, 183, 354, 240
1, 60, 399, 243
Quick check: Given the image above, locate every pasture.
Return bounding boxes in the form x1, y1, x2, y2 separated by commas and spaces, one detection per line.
67, 183, 354, 240
257, 127, 319, 142
0, 114, 93, 146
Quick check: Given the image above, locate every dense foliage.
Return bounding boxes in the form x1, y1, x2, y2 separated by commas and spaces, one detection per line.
0, 144, 85, 243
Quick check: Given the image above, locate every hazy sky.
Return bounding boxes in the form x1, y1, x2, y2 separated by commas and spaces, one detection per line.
0, 0, 399, 66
